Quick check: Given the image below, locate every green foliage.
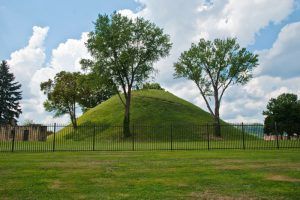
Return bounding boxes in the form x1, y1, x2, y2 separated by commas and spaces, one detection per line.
174, 38, 258, 136
77, 73, 116, 112
41, 71, 115, 128
40, 71, 81, 128
263, 93, 300, 136
0, 60, 22, 125
81, 12, 172, 136
142, 82, 164, 90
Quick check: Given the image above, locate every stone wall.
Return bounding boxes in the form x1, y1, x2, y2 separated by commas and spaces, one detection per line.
0, 125, 48, 141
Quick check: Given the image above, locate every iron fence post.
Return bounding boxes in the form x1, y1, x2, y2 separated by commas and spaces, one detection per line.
53, 123, 56, 152
207, 123, 210, 150
242, 122, 245, 150
93, 125, 96, 151
170, 124, 173, 151
275, 122, 279, 149
132, 124, 135, 151
11, 126, 16, 152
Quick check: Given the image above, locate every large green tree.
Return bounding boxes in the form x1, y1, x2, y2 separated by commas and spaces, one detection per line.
77, 73, 116, 112
174, 38, 258, 136
81, 13, 172, 137
263, 93, 300, 137
41, 71, 115, 128
0, 60, 22, 125
41, 71, 81, 128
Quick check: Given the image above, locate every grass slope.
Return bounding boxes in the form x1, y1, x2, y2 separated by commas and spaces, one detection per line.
52, 89, 254, 141
1, 150, 299, 199
78, 89, 215, 125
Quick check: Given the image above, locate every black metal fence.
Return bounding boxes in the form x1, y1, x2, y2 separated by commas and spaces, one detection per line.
0, 123, 299, 152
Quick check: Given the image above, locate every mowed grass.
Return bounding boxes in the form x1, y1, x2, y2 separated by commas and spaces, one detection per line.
50, 89, 219, 141
0, 150, 299, 200
76, 89, 215, 125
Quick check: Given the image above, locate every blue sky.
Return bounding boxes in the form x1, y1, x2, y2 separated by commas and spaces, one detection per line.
0, 0, 139, 60
248, 5, 300, 51
1, 0, 300, 124
1, 0, 300, 59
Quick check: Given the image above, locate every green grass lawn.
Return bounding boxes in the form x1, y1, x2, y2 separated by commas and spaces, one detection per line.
0, 150, 299, 199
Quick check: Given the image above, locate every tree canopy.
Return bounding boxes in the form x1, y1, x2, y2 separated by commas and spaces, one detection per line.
77, 73, 116, 113
263, 93, 300, 136
142, 82, 164, 90
81, 12, 172, 137
41, 71, 115, 128
0, 60, 22, 125
174, 38, 258, 136
41, 71, 82, 128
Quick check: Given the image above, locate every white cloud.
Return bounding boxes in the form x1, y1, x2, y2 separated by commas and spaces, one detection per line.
220, 76, 300, 122
7, 27, 89, 124
50, 32, 89, 72
8, 26, 49, 97
215, 0, 294, 45
257, 22, 300, 78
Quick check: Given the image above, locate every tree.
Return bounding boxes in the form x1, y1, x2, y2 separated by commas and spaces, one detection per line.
0, 60, 22, 125
77, 73, 116, 112
40, 71, 81, 128
174, 38, 258, 136
142, 82, 164, 90
81, 13, 172, 137
263, 93, 300, 137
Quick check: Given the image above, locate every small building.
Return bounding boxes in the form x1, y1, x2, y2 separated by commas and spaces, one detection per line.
264, 135, 288, 141
0, 125, 48, 141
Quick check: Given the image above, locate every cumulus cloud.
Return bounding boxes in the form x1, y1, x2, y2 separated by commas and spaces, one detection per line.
214, 0, 294, 45
220, 76, 300, 122
7, 27, 89, 124
257, 22, 300, 78
8, 26, 49, 98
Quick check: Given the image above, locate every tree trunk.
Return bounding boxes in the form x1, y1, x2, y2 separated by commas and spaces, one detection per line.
73, 117, 78, 129
214, 96, 221, 137
70, 112, 77, 129
123, 89, 131, 137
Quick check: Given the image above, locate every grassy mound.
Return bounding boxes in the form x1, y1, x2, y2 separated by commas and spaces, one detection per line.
77, 89, 215, 125
52, 89, 250, 141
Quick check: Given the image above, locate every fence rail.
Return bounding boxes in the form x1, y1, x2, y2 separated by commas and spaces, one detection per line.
0, 123, 299, 152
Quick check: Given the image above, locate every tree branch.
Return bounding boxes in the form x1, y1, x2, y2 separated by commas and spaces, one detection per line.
195, 81, 215, 117
218, 77, 233, 103
116, 88, 126, 108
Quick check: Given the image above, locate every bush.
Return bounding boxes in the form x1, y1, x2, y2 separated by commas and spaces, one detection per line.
142, 83, 164, 90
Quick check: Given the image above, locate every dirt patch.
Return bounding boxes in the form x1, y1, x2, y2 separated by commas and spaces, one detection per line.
43, 160, 114, 169
210, 159, 245, 165
49, 180, 62, 189
215, 165, 243, 170
177, 182, 189, 188
264, 163, 300, 170
266, 174, 300, 182
187, 190, 255, 200
213, 160, 300, 171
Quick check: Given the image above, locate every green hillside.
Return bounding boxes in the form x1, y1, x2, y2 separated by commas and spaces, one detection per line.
77, 89, 215, 126
52, 89, 249, 142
